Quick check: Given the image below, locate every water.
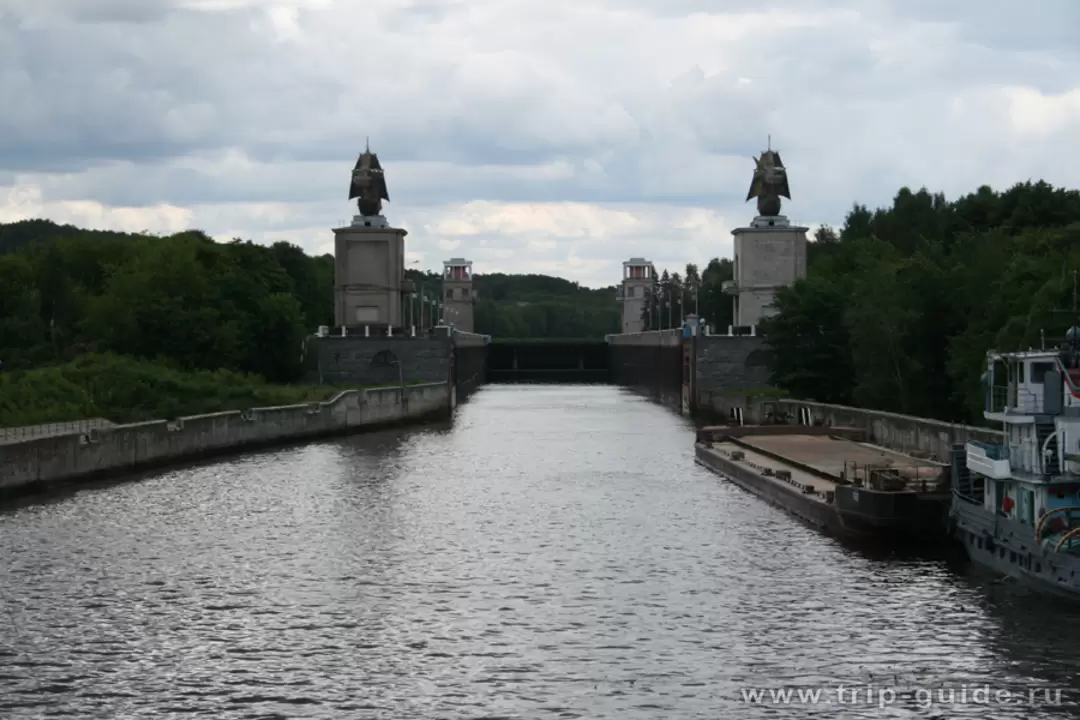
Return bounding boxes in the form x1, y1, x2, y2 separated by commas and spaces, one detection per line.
2, 385, 1080, 719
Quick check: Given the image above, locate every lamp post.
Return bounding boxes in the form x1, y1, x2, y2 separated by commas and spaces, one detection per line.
439, 264, 446, 328
407, 260, 419, 334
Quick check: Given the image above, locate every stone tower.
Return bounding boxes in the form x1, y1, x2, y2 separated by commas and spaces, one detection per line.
619, 257, 655, 334
333, 142, 407, 329
726, 144, 807, 329
728, 215, 807, 328
442, 258, 475, 332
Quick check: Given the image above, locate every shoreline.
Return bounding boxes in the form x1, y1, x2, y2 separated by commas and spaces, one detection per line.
0, 382, 451, 503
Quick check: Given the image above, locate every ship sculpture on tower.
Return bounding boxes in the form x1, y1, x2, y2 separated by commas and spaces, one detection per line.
745, 139, 790, 218
348, 139, 390, 218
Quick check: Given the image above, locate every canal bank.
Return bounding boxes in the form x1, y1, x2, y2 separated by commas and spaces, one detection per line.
0, 382, 451, 500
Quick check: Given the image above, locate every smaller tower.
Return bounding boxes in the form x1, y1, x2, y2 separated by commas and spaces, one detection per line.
619, 257, 655, 334
443, 258, 475, 332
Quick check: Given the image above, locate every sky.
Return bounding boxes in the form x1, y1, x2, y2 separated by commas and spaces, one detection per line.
2, 1, 1080, 288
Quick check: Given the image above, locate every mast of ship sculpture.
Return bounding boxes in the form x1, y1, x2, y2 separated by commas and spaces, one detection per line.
727, 138, 807, 328
332, 139, 408, 330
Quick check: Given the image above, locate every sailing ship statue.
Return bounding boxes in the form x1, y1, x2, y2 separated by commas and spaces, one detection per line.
951, 297, 1080, 599
745, 139, 791, 218
348, 139, 390, 227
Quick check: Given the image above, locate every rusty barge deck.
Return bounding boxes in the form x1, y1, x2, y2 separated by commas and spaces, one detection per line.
694, 425, 949, 543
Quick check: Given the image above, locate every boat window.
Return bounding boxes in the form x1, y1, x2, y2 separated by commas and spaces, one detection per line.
1030, 362, 1055, 383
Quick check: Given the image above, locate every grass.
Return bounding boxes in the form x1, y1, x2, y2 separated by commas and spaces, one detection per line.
0, 353, 363, 427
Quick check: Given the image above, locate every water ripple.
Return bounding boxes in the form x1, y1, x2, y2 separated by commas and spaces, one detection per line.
2, 385, 1080, 718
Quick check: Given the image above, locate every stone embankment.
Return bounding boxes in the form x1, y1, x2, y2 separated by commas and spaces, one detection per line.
0, 383, 450, 499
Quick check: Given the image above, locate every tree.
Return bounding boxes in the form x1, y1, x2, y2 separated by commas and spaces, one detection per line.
698, 258, 734, 332
763, 180, 1080, 424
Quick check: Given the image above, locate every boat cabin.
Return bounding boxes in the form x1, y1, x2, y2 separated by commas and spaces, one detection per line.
964, 335, 1080, 554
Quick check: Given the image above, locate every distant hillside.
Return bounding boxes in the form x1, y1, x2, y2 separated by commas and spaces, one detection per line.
403, 268, 620, 337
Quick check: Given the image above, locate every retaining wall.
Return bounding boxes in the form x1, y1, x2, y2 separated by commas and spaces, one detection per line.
0, 383, 450, 498
308, 336, 451, 385
694, 335, 771, 416
758, 398, 1004, 462
608, 330, 683, 407
451, 329, 490, 400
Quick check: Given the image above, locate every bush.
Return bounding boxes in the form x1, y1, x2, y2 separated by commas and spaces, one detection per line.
0, 353, 345, 426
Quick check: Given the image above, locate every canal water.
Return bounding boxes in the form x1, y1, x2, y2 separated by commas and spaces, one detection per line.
2, 385, 1080, 719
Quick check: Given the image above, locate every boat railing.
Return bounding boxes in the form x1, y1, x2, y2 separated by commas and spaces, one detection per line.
969, 441, 1010, 460
953, 488, 981, 505
987, 386, 1043, 414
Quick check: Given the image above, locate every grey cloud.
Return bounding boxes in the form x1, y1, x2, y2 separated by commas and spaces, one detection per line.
890, 0, 1080, 54
0, 1, 997, 182
3, 0, 1080, 279
27, 156, 749, 210
6, 0, 172, 24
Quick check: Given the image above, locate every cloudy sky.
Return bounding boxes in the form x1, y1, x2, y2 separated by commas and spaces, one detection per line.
2, 0, 1079, 287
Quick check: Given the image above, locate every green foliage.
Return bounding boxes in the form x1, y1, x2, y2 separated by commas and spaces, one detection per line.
407, 269, 621, 338
0, 221, 336, 383
0, 353, 344, 426
473, 272, 620, 338
637, 260, 733, 332
764, 181, 1080, 423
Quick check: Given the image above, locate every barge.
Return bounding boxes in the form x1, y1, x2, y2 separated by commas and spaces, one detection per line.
695, 425, 949, 543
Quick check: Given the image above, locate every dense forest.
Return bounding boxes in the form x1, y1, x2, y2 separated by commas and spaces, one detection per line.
763, 181, 1080, 425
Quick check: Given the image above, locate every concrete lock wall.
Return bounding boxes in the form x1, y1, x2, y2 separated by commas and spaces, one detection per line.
310, 336, 451, 385
451, 329, 489, 400
758, 398, 1004, 462
693, 335, 771, 417
608, 330, 683, 407
0, 383, 450, 498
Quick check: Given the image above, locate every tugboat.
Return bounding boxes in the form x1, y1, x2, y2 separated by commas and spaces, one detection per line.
950, 325, 1080, 599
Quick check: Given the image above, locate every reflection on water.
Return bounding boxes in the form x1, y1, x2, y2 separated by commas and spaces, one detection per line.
2, 385, 1079, 719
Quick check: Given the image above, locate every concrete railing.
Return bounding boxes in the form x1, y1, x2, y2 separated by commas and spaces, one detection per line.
759, 398, 1004, 462
0, 418, 117, 445
606, 329, 682, 347
451, 329, 491, 347
0, 383, 450, 496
